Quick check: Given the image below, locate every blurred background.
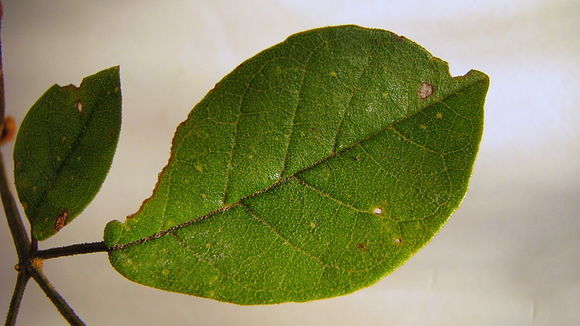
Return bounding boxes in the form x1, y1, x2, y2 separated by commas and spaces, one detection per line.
0, 0, 578, 325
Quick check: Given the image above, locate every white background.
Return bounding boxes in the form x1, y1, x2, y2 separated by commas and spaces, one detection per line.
1, 0, 578, 325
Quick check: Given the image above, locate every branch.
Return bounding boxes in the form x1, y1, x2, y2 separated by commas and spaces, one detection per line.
0, 150, 30, 259
28, 262, 85, 326
4, 272, 29, 326
36, 241, 109, 260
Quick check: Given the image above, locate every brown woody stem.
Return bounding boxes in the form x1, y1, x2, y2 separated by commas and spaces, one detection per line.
4, 271, 29, 326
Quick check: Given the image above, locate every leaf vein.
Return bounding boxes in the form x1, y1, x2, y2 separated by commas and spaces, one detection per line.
331, 55, 372, 152
294, 176, 369, 213
113, 71, 487, 255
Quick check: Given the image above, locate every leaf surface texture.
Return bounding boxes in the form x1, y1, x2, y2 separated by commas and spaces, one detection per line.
15, 67, 121, 240
105, 26, 488, 304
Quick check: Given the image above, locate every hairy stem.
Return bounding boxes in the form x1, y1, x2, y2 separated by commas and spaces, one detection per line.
4, 272, 29, 326
28, 264, 85, 326
36, 241, 109, 260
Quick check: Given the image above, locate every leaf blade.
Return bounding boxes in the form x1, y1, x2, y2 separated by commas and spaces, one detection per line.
105, 26, 488, 304
14, 66, 122, 240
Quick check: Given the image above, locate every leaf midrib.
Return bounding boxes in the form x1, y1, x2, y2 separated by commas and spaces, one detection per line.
111, 72, 486, 251
28, 85, 101, 220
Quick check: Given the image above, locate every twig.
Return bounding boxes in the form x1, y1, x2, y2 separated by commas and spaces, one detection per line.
28, 263, 86, 326
36, 241, 109, 260
0, 151, 30, 259
4, 272, 29, 326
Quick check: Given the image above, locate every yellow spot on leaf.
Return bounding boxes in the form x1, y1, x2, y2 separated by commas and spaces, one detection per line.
309, 222, 317, 229
195, 164, 204, 172
436, 112, 443, 119
329, 71, 337, 77
420, 124, 428, 130
162, 269, 170, 276
209, 276, 219, 285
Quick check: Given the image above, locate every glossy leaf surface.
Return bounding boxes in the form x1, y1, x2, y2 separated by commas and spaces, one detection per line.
15, 67, 121, 240
105, 26, 488, 304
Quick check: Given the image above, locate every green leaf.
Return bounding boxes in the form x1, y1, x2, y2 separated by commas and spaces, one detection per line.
14, 66, 122, 240
105, 25, 488, 304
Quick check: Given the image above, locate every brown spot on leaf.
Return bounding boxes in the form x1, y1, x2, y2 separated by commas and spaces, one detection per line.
54, 211, 68, 231
76, 102, 83, 113
418, 82, 434, 99
394, 238, 402, 244
0, 116, 16, 145
356, 243, 367, 250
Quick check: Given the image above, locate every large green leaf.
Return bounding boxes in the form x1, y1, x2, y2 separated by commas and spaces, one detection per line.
105, 26, 488, 304
14, 67, 121, 240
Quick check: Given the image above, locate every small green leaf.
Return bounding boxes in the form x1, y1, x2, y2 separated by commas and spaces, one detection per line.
105, 26, 488, 304
14, 66, 121, 240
